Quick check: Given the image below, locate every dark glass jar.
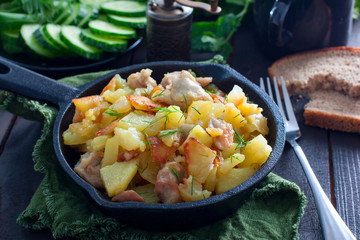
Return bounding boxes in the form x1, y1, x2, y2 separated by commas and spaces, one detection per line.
253, 0, 354, 59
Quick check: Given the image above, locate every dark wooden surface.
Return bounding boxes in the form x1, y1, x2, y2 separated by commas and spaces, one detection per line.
1, 19, 360, 240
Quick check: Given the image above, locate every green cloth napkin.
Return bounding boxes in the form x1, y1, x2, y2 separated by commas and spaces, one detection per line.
0, 70, 307, 240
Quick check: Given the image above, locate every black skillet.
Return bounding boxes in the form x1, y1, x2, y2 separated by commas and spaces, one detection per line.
0, 56, 285, 230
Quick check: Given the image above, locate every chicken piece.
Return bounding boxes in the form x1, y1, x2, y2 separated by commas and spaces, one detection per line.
74, 152, 104, 188
153, 70, 212, 110
208, 117, 234, 150
155, 162, 186, 203
118, 150, 141, 162
196, 77, 212, 87
127, 68, 157, 92
111, 190, 144, 202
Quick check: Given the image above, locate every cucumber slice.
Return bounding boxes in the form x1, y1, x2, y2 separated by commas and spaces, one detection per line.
107, 14, 146, 29
101, 1, 146, 17
1, 30, 23, 54
80, 0, 109, 8
60, 25, 104, 60
74, 3, 89, 25
77, 4, 99, 28
80, 28, 127, 52
33, 26, 64, 55
88, 20, 136, 38
52, 0, 68, 20
53, 2, 72, 24
0, 12, 37, 31
20, 24, 55, 58
62, 3, 81, 25
43, 24, 71, 51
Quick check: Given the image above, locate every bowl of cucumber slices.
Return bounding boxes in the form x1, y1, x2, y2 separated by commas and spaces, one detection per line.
0, 0, 147, 78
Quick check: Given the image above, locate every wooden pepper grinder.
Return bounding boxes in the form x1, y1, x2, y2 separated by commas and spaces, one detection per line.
146, 0, 221, 62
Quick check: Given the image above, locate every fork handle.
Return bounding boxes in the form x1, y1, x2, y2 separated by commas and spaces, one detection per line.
288, 139, 356, 240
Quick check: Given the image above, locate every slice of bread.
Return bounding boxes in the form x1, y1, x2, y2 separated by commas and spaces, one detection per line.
304, 90, 360, 133
268, 46, 360, 97
268, 46, 360, 133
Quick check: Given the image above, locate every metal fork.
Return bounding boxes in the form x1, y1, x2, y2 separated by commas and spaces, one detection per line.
260, 76, 355, 240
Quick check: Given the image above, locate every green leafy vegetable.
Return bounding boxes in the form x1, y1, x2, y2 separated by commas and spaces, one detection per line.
14, 0, 60, 22
192, 0, 253, 58
354, 0, 360, 19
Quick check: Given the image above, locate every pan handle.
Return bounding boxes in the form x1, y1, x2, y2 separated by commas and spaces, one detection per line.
0, 56, 81, 106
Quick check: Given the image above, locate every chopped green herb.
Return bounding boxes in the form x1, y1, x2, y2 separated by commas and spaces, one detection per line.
104, 108, 125, 121
143, 132, 153, 150
189, 125, 196, 133
233, 113, 241, 119
158, 129, 184, 138
152, 90, 165, 98
143, 89, 150, 97
234, 129, 248, 150
168, 166, 183, 181
200, 154, 209, 157
230, 155, 242, 163
145, 107, 185, 130
205, 89, 219, 94
225, 94, 229, 102
137, 162, 149, 174
183, 94, 188, 111
191, 106, 201, 115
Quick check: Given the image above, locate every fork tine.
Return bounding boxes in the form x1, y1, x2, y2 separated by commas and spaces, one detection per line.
265, 77, 274, 101
280, 76, 297, 122
272, 77, 286, 119
259, 77, 265, 91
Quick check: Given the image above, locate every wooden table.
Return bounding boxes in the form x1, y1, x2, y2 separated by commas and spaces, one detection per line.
1, 20, 360, 240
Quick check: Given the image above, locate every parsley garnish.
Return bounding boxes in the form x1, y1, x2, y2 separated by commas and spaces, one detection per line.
200, 154, 209, 157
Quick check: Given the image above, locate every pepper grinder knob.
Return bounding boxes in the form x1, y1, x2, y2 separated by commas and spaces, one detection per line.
146, 0, 221, 62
